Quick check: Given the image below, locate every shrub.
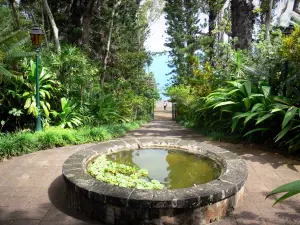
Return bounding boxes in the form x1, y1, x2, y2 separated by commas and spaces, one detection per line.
0, 120, 145, 159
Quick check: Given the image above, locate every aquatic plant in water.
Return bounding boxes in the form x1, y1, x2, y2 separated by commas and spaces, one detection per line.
87, 155, 164, 190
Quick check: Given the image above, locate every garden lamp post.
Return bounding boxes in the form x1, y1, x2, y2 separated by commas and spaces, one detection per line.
30, 25, 44, 131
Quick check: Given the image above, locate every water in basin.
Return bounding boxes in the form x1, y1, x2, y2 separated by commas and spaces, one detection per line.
107, 149, 222, 189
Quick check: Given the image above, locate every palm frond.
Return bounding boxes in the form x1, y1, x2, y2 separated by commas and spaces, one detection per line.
0, 65, 23, 82
0, 30, 22, 45
5, 51, 35, 60
7, 37, 30, 54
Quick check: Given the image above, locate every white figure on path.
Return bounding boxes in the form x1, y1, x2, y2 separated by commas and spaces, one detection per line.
163, 101, 167, 111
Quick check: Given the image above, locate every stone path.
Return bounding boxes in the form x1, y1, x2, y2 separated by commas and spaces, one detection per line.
0, 109, 300, 225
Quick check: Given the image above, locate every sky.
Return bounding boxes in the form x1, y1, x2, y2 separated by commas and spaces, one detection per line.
144, 10, 208, 100
145, 14, 170, 100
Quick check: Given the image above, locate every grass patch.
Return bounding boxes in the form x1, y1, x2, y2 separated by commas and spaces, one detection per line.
0, 120, 146, 160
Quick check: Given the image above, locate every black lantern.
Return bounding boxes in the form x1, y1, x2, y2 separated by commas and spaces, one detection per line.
30, 25, 44, 47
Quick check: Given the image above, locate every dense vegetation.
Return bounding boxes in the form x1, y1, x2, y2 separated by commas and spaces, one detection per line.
0, 121, 144, 159
164, 0, 300, 204
0, 0, 160, 157
165, 0, 300, 153
88, 155, 164, 189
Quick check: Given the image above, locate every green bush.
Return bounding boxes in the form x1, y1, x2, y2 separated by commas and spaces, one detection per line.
0, 121, 145, 159
190, 80, 300, 152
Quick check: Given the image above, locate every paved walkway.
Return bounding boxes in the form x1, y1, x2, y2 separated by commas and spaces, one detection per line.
0, 110, 300, 225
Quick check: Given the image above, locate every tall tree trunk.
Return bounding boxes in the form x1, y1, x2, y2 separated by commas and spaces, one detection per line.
81, 0, 96, 49
8, 0, 20, 30
208, 7, 216, 64
43, 0, 61, 53
265, 0, 273, 40
41, 6, 49, 47
208, 0, 226, 64
231, 0, 254, 49
100, 0, 121, 86
293, 0, 300, 12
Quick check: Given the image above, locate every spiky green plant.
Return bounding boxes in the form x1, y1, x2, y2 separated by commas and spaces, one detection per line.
267, 180, 300, 205
52, 97, 82, 129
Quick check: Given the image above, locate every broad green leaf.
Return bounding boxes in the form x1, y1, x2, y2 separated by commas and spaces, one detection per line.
244, 80, 252, 96
233, 112, 251, 119
227, 81, 242, 88
221, 109, 233, 113
61, 97, 67, 109
28, 101, 36, 116
267, 180, 300, 205
24, 98, 32, 109
243, 98, 251, 110
232, 117, 239, 132
271, 108, 284, 113
262, 86, 271, 98
244, 128, 270, 136
282, 107, 298, 129
275, 124, 293, 142
252, 103, 264, 112
227, 89, 240, 95
244, 112, 259, 125
42, 90, 51, 99
22, 92, 31, 97
256, 114, 273, 125
67, 122, 73, 128
250, 94, 264, 98
46, 102, 51, 110
40, 91, 45, 98
41, 84, 53, 90
213, 101, 235, 109
271, 103, 289, 110
273, 96, 293, 106
40, 101, 49, 118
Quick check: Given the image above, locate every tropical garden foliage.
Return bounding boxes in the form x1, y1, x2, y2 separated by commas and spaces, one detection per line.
164, 0, 300, 203
0, 0, 160, 158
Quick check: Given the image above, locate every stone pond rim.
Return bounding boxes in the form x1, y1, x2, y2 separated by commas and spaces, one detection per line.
62, 137, 248, 225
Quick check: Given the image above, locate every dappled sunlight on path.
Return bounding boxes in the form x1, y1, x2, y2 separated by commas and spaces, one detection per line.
0, 106, 299, 224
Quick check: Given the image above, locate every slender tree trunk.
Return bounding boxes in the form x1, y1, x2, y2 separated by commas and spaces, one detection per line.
9, 0, 20, 30
265, 0, 273, 40
208, 8, 216, 64
81, 0, 96, 49
41, 6, 49, 47
100, 0, 121, 86
294, 0, 300, 12
208, 1, 226, 64
43, 0, 61, 53
231, 0, 254, 49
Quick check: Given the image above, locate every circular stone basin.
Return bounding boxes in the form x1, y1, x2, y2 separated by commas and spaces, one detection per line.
63, 138, 247, 225
105, 149, 222, 189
